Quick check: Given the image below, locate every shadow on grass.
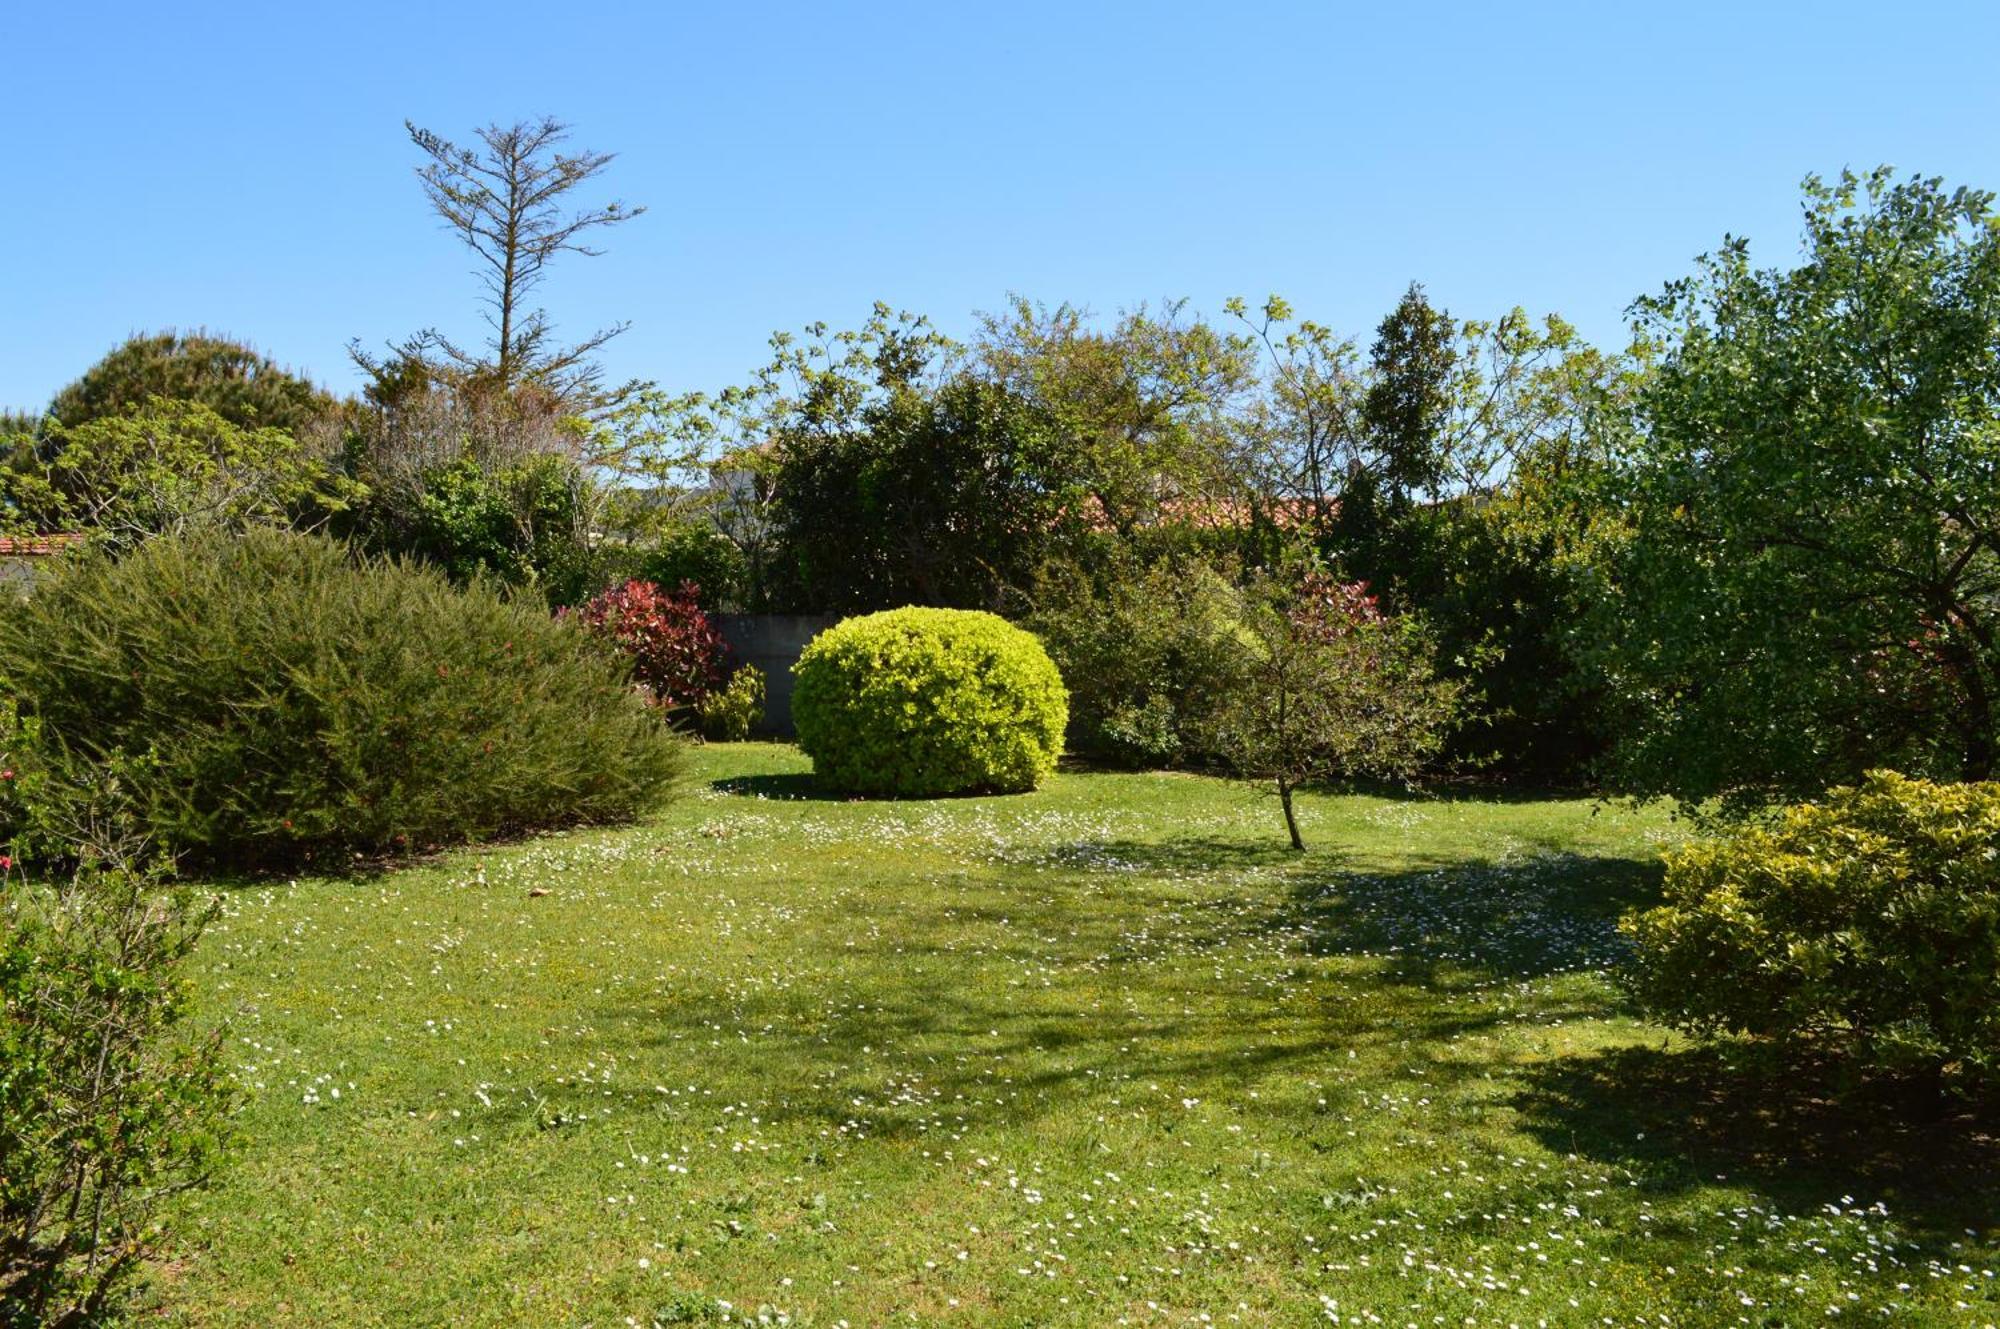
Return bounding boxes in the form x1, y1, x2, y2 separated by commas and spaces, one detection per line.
708, 772, 1046, 803
1018, 834, 1319, 877
708, 771, 845, 801
1515, 1042, 2000, 1239
1272, 852, 1666, 982
1054, 838, 1665, 983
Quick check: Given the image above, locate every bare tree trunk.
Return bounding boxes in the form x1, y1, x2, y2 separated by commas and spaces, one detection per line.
1279, 779, 1305, 851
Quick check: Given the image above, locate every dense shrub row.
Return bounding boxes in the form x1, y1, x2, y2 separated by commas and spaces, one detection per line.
0, 530, 682, 870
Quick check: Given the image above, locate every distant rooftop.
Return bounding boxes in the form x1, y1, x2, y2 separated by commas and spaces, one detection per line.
0, 533, 82, 557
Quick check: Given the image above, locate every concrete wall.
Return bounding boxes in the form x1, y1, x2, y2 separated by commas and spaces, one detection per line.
714, 613, 840, 737
0, 558, 49, 592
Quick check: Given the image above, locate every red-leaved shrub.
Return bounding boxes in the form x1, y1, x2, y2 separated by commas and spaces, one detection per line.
565, 579, 725, 715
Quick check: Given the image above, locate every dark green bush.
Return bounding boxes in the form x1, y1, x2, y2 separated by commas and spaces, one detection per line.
793, 608, 1067, 796
637, 521, 748, 611
0, 529, 682, 869
46, 329, 333, 432
1622, 770, 2000, 1096
1023, 555, 1246, 768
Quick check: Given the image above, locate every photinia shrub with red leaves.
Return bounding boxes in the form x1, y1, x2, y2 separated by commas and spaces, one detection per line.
1290, 573, 1385, 641
565, 579, 726, 716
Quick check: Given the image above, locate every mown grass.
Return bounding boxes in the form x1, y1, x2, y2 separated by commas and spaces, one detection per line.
161, 744, 1999, 1327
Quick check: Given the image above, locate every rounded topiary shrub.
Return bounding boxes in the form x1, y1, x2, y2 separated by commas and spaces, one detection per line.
0, 529, 682, 868
792, 608, 1067, 796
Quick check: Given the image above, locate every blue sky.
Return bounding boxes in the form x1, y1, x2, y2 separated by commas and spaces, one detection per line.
5, 1, 1998, 413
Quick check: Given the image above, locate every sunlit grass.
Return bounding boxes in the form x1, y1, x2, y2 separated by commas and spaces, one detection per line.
162, 744, 2000, 1327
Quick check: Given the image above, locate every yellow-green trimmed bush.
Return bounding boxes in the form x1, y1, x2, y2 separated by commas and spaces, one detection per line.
1621, 770, 2000, 1094
792, 608, 1067, 796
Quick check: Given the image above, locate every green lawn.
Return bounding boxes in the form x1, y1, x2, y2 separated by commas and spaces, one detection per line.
163, 744, 1999, 1327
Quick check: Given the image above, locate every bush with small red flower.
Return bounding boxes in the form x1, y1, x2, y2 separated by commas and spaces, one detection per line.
564, 579, 726, 720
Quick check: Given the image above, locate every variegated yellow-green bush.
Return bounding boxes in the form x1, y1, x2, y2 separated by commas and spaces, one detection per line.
1621, 770, 2000, 1094
793, 608, 1067, 796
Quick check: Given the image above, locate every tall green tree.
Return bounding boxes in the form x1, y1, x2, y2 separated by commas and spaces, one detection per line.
3, 398, 355, 546
45, 331, 332, 431
974, 297, 1258, 535
1233, 289, 1617, 781
773, 375, 1078, 611
1578, 169, 2000, 807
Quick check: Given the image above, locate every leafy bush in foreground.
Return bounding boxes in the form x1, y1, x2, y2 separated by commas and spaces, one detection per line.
1622, 770, 2000, 1096
0, 530, 682, 868
793, 608, 1067, 796
1, 822, 235, 1326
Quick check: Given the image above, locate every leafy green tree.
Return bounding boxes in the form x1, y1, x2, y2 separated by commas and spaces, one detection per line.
45, 331, 333, 431
1232, 290, 1618, 782
974, 297, 1258, 536
1578, 169, 2000, 806
773, 375, 1080, 611
2, 397, 356, 545
1207, 566, 1461, 850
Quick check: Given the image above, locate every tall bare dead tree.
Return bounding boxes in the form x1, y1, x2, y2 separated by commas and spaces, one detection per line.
399, 116, 644, 407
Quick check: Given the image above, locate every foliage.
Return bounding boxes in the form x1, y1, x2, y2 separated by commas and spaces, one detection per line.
45, 331, 332, 432
792, 608, 1068, 796
636, 520, 747, 611
698, 665, 765, 742
2, 397, 357, 547
565, 579, 725, 719
1207, 566, 1463, 849
771, 375, 1080, 611
643, 301, 1264, 613
974, 297, 1258, 537
1022, 554, 1247, 768
0, 530, 681, 869
1577, 169, 2000, 809
1388, 493, 1610, 782
1229, 287, 1590, 542
335, 374, 622, 606
0, 813, 235, 1326
1623, 770, 2000, 1096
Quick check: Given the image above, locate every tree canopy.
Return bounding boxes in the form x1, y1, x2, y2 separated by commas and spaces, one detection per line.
1576, 168, 2000, 807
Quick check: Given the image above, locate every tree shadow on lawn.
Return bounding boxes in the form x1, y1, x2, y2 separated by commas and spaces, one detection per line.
581, 969, 1604, 1145
1515, 1042, 2000, 1242
708, 773, 1049, 803
1271, 851, 1665, 983
1057, 837, 1666, 984
563, 842, 1661, 1142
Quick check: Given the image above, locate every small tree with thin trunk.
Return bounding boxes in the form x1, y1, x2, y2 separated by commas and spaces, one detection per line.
1210, 569, 1461, 850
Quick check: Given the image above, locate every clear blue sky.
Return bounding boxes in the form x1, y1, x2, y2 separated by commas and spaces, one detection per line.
5, 1, 1998, 414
